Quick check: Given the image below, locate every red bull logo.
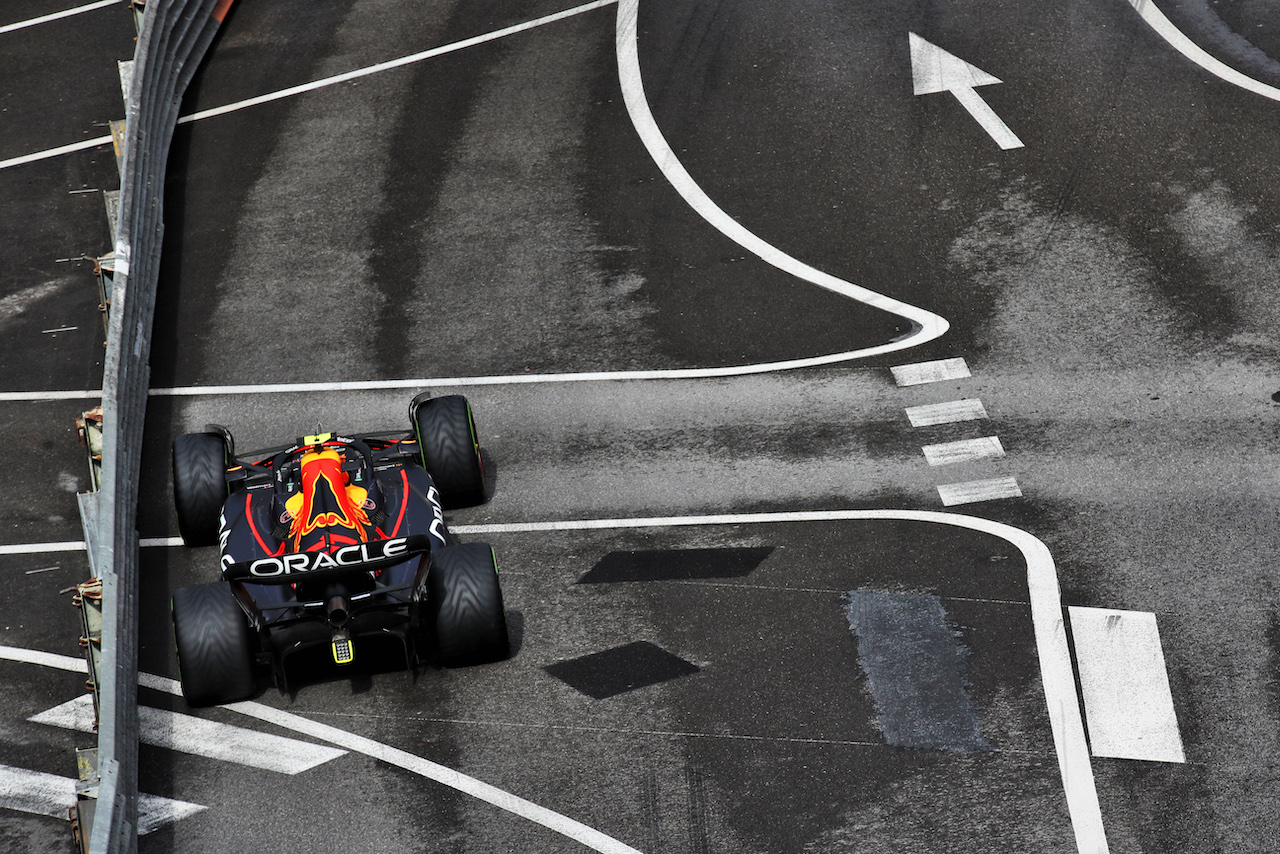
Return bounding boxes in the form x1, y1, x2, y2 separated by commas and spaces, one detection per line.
284, 447, 373, 551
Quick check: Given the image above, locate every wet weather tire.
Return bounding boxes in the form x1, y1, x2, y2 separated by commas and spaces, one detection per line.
173, 432, 228, 546
425, 542, 509, 666
172, 582, 256, 707
411, 395, 487, 510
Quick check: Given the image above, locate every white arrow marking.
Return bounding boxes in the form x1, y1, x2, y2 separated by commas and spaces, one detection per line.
0, 763, 204, 834
909, 32, 1024, 150
31, 695, 348, 774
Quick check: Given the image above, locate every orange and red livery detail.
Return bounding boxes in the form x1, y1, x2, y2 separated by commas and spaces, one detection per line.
284, 448, 373, 552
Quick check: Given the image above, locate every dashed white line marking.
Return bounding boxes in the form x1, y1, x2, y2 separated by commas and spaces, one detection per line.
1068, 607, 1185, 763
0, 0, 116, 35
890, 357, 970, 386
0, 763, 204, 834
906, 398, 988, 427
922, 436, 1005, 466
31, 695, 349, 774
936, 476, 1022, 506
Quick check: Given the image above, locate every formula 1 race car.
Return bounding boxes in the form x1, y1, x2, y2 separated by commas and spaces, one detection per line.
169, 393, 509, 707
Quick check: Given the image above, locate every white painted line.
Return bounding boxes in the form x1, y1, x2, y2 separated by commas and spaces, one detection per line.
31, 695, 349, 774
906, 398, 988, 427
178, 0, 619, 125
0, 2, 618, 174
937, 476, 1022, 506
0, 0, 116, 35
41, 326, 78, 334
1, 505, 1108, 854
922, 436, 1005, 466
457, 509, 1107, 854
0, 763, 204, 834
1127, 0, 1280, 103
0, 646, 87, 673
890, 357, 970, 386
0, 540, 86, 555
1068, 607, 1185, 763
141, 536, 183, 548
616, 0, 947, 356
0, 136, 113, 172
136, 791, 207, 835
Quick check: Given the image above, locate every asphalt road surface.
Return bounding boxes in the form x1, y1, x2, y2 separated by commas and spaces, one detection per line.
4, 1, 1280, 852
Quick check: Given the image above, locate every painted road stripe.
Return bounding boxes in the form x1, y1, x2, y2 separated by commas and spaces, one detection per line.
906, 398, 988, 427
1127, 0, 1280, 103
1068, 607, 1185, 763
0, 1, 619, 174
3, 505, 1108, 854
0, 0, 117, 35
0, 540, 86, 555
615, 0, 947, 355
890, 357, 970, 387
844, 590, 989, 751
178, 0, 619, 125
937, 476, 1022, 506
0, 763, 204, 834
31, 695, 348, 774
922, 436, 1005, 466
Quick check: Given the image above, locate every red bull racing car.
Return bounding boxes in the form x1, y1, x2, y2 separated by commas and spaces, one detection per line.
169, 393, 509, 706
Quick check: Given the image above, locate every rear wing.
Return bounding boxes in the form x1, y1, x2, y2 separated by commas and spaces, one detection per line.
223, 535, 432, 583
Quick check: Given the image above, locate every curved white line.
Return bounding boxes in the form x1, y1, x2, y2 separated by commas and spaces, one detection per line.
2, 0, 949, 404
1128, 0, 1280, 101
1, 508, 1104, 852
0, 648, 643, 854
459, 509, 1108, 854
614, 0, 948, 352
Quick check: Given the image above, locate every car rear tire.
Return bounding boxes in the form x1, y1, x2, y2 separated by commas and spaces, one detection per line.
411, 394, 487, 510
425, 542, 509, 666
172, 582, 256, 707
172, 432, 228, 546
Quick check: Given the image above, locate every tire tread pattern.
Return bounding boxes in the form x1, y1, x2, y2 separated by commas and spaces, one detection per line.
172, 433, 227, 546
413, 395, 486, 510
172, 582, 255, 707
426, 543, 509, 666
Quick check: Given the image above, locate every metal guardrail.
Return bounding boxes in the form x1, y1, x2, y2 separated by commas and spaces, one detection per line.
78, 1, 231, 851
